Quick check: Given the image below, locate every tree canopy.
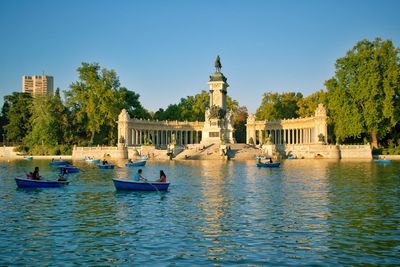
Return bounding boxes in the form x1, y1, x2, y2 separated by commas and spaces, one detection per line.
65, 62, 150, 145
255, 92, 303, 120
3, 92, 32, 143
325, 38, 400, 146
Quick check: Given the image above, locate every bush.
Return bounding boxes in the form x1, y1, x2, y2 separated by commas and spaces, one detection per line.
380, 139, 400, 155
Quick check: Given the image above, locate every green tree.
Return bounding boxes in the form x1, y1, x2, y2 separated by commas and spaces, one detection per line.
24, 95, 58, 152
256, 92, 303, 120
154, 90, 209, 121
232, 105, 248, 143
325, 38, 400, 147
297, 90, 327, 117
0, 101, 10, 143
154, 104, 181, 121
3, 92, 33, 143
66, 62, 139, 145
118, 87, 151, 119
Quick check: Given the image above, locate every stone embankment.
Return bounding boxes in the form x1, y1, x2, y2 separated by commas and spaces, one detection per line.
0, 144, 373, 161
0, 146, 72, 160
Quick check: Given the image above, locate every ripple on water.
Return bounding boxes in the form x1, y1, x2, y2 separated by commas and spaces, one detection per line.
0, 159, 399, 265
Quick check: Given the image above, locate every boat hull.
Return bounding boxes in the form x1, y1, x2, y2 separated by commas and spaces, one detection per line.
85, 159, 100, 164
98, 164, 115, 169
374, 159, 392, 164
49, 161, 68, 166
15, 178, 69, 188
125, 161, 146, 167
257, 162, 281, 168
112, 179, 169, 191
58, 166, 80, 173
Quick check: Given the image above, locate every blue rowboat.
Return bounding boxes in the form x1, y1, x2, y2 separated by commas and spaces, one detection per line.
112, 179, 169, 191
49, 160, 69, 166
85, 159, 100, 164
257, 162, 281, 168
58, 166, 80, 173
23, 156, 33, 160
374, 159, 392, 164
125, 160, 147, 167
98, 164, 115, 169
15, 177, 69, 188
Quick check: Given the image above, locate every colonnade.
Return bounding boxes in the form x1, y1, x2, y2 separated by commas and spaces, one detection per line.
246, 104, 328, 145
253, 128, 315, 145
127, 129, 203, 146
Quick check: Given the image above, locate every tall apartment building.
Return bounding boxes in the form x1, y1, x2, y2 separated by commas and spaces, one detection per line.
22, 75, 54, 95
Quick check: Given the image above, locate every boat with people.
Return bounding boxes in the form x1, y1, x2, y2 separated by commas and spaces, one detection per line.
112, 178, 169, 191
15, 177, 69, 188
125, 160, 147, 167
58, 166, 80, 173
256, 162, 281, 168
98, 164, 115, 169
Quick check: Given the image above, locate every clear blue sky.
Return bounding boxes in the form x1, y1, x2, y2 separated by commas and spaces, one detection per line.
0, 0, 399, 113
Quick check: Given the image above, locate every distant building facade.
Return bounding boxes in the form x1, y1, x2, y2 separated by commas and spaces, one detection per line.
22, 75, 54, 95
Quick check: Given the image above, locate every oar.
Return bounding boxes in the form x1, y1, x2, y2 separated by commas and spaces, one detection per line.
143, 179, 165, 200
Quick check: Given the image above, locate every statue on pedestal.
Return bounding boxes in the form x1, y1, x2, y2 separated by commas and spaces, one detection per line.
215, 55, 222, 73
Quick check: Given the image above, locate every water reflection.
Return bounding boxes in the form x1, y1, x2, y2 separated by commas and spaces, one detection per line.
325, 160, 400, 264
0, 159, 399, 265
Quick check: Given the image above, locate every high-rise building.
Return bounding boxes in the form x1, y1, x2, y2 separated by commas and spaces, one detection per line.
22, 75, 54, 95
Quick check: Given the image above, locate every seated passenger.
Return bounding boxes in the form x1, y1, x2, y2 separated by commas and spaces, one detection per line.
156, 170, 167, 182
32, 167, 41, 180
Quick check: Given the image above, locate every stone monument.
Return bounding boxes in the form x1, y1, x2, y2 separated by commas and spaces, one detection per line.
201, 56, 235, 145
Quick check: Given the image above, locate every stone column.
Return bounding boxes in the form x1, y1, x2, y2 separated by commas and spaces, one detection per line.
300, 129, 303, 144
185, 131, 188, 145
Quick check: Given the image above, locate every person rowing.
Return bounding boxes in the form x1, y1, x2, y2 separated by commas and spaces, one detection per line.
31, 166, 41, 180
133, 169, 147, 182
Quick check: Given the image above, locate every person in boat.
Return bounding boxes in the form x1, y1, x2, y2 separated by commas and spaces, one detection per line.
269, 158, 273, 163
32, 166, 41, 180
156, 170, 167, 183
102, 159, 108, 165
58, 168, 67, 182
133, 169, 146, 182
257, 157, 262, 164
128, 159, 133, 164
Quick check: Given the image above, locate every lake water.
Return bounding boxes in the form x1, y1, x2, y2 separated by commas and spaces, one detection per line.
0, 159, 399, 266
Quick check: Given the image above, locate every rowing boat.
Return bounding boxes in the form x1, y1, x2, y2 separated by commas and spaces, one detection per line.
112, 179, 169, 191
125, 160, 146, 167
58, 166, 80, 173
98, 164, 115, 169
256, 162, 281, 168
15, 177, 69, 188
